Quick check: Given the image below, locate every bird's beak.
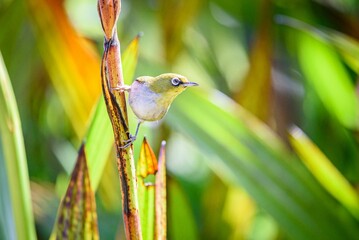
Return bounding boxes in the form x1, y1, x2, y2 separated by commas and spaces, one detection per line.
182, 82, 199, 87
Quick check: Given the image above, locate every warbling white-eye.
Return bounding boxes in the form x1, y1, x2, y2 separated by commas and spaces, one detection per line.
114, 73, 198, 148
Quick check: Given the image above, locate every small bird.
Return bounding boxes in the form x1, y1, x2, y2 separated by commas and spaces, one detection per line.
114, 73, 198, 148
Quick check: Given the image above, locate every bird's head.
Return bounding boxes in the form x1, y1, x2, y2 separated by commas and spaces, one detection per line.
137, 73, 198, 97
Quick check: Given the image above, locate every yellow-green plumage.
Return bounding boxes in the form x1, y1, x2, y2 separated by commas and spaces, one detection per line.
128, 73, 197, 121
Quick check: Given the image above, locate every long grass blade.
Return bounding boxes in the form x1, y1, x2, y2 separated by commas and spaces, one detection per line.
0, 52, 36, 240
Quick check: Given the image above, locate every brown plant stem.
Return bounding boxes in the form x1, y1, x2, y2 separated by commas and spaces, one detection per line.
98, 0, 142, 239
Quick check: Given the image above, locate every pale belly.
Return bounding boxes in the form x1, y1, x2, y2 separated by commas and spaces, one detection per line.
128, 82, 169, 121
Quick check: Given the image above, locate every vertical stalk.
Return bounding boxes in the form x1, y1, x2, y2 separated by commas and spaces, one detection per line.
155, 141, 167, 240
97, 0, 142, 239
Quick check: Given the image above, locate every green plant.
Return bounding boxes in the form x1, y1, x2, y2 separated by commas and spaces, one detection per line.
1, 0, 359, 239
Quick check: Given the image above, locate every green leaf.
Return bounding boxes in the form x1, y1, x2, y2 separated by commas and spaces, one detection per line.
166, 89, 359, 240
276, 15, 359, 74
276, 16, 359, 129
0, 52, 36, 240
52, 143, 99, 240
289, 126, 359, 219
298, 32, 359, 129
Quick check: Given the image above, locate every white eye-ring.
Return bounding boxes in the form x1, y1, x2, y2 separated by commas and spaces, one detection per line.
171, 77, 182, 86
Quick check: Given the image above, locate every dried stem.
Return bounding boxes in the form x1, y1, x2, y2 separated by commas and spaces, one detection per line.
98, 0, 142, 239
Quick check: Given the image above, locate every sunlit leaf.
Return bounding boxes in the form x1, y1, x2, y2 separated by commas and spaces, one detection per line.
289, 126, 359, 219
155, 141, 167, 240
27, 0, 101, 138
276, 15, 359, 129
298, 33, 359, 129
0, 52, 36, 240
52, 143, 99, 240
137, 137, 157, 240
167, 89, 359, 239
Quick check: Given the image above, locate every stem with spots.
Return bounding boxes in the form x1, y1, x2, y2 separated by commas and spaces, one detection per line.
97, 0, 142, 239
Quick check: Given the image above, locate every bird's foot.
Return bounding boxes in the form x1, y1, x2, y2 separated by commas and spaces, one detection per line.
112, 85, 131, 92
120, 134, 137, 149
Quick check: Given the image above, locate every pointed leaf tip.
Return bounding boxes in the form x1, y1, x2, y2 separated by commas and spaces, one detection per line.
138, 138, 158, 178
78, 142, 86, 154
54, 143, 99, 239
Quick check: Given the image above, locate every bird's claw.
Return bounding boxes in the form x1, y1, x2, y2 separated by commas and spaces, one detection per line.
119, 122, 141, 149
111, 85, 131, 93
120, 134, 137, 149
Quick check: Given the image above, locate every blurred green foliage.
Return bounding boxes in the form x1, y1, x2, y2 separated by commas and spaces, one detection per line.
1, 0, 359, 239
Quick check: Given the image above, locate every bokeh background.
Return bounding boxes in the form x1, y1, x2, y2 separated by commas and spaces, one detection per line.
1, 0, 359, 239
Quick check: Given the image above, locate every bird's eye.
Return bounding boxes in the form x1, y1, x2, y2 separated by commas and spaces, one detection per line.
171, 77, 181, 86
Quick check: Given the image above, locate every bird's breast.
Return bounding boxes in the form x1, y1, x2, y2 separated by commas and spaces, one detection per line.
128, 82, 170, 121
